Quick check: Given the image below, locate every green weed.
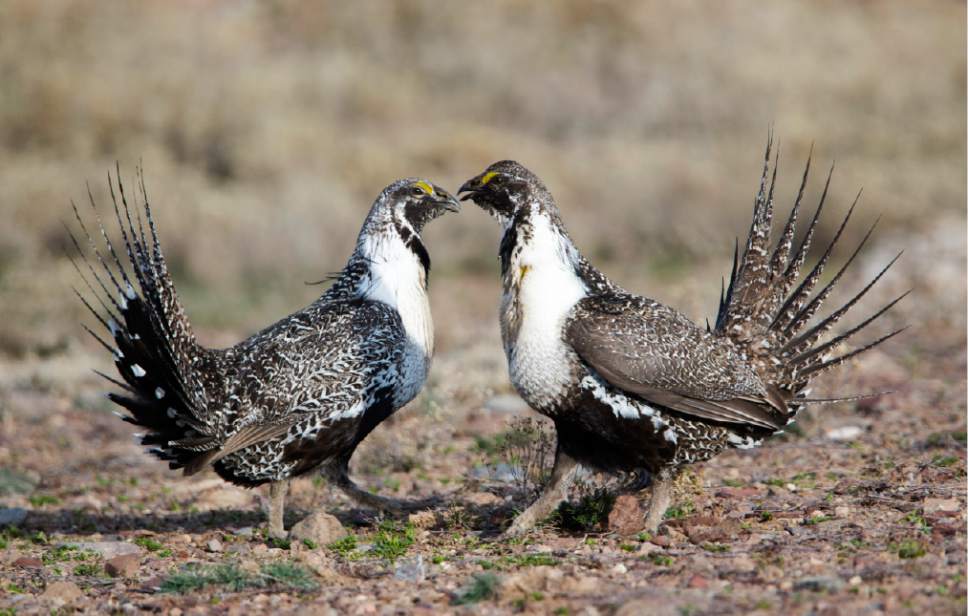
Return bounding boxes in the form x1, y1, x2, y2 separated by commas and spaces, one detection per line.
161, 561, 317, 593
371, 521, 416, 562
453, 572, 500, 605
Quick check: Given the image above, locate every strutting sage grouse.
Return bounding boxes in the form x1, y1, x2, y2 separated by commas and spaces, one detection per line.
69, 172, 459, 537
459, 139, 904, 535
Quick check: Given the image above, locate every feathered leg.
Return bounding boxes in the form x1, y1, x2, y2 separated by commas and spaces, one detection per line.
642, 468, 676, 533
268, 480, 289, 539
504, 445, 578, 537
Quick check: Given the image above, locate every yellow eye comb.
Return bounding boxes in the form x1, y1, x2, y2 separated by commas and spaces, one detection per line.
413, 180, 434, 195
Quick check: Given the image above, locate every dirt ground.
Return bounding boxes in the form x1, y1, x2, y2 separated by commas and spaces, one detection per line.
1, 213, 965, 615
1, 2, 965, 614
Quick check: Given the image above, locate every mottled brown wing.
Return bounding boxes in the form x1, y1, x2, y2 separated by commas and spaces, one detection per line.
565, 295, 786, 430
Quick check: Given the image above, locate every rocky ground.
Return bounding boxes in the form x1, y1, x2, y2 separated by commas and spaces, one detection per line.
1, 219, 965, 615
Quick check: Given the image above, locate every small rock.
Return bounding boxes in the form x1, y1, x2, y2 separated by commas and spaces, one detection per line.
825, 426, 863, 441
611, 563, 628, 574
608, 494, 645, 535
923, 498, 959, 515
808, 509, 825, 519
71, 541, 141, 559
42, 581, 82, 604
688, 574, 708, 589
650, 535, 671, 547
785, 483, 797, 492
716, 486, 760, 499
297, 550, 341, 581
289, 511, 347, 546
484, 394, 530, 414
393, 555, 426, 582
464, 491, 501, 507
637, 542, 661, 556
206, 538, 223, 553
794, 575, 844, 593
13, 557, 43, 569
834, 505, 850, 518
731, 555, 757, 573
233, 526, 255, 538
0, 507, 28, 527
407, 510, 436, 529
105, 554, 140, 578
849, 575, 863, 586
561, 575, 599, 593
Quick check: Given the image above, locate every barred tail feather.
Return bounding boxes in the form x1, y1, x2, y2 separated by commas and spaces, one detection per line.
714, 139, 904, 418
68, 167, 216, 473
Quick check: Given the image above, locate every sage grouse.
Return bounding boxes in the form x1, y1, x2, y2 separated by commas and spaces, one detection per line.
459, 141, 903, 535
69, 173, 459, 538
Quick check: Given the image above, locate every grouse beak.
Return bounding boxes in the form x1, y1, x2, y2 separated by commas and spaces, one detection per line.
431, 188, 461, 213
458, 175, 484, 202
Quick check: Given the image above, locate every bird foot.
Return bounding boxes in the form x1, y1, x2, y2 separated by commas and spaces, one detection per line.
641, 472, 676, 533
338, 477, 441, 514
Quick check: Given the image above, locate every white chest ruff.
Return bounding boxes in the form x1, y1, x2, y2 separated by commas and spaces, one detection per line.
359, 234, 433, 406
504, 219, 587, 409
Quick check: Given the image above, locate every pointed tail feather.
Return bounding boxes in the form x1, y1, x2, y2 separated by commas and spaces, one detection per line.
69, 167, 216, 472
714, 139, 904, 422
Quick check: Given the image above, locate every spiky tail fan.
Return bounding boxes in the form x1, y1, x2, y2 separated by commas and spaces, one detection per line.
713, 135, 906, 420
68, 167, 219, 472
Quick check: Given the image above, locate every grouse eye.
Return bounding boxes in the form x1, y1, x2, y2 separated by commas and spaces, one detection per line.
409, 181, 434, 198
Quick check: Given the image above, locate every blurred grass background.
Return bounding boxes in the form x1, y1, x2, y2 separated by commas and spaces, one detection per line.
0, 0, 964, 357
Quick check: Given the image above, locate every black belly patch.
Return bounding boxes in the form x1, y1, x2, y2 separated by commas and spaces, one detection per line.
553, 388, 677, 474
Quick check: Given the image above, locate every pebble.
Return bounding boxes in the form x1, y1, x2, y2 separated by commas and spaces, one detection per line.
41, 581, 83, 605
105, 554, 140, 578
794, 575, 844, 593
849, 575, 863, 586
785, 483, 797, 492
923, 498, 959, 515
233, 526, 255, 538
637, 542, 661, 556
834, 505, 850, 518
0, 507, 28, 527
13, 557, 43, 569
608, 494, 645, 535
70, 541, 141, 559
393, 555, 426, 582
206, 538, 223, 552
611, 563, 628, 574
289, 511, 347, 546
825, 426, 863, 441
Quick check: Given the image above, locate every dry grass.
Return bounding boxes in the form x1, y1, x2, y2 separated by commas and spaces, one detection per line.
0, 0, 963, 354
0, 3, 964, 613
